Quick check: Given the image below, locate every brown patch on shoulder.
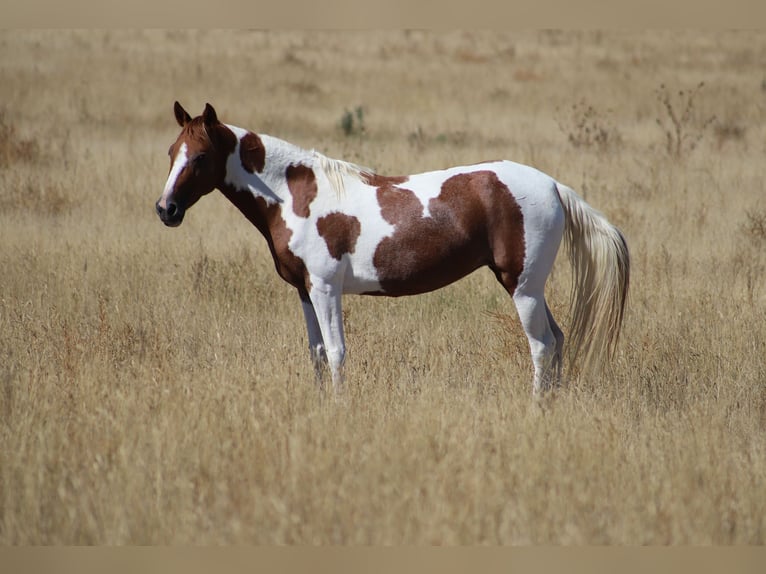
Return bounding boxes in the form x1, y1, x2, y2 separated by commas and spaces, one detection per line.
239, 132, 266, 174
286, 164, 318, 218
370, 170, 525, 296
316, 212, 361, 261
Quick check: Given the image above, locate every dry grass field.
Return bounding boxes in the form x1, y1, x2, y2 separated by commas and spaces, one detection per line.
1, 30, 765, 544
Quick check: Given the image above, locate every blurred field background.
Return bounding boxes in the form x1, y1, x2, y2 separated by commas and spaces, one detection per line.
1, 30, 765, 544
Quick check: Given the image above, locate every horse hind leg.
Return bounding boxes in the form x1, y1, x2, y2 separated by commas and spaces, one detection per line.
513, 289, 560, 394
492, 189, 565, 394
492, 268, 560, 394
546, 301, 565, 385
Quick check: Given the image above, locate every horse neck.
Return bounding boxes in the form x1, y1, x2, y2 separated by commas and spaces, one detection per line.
227, 126, 312, 200
218, 127, 310, 236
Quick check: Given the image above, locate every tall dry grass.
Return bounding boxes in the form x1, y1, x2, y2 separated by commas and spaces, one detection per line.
1, 30, 765, 544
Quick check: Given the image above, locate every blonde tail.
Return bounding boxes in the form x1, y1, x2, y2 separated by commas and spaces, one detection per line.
556, 183, 630, 377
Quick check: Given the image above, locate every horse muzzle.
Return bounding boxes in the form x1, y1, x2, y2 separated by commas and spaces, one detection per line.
155, 199, 185, 227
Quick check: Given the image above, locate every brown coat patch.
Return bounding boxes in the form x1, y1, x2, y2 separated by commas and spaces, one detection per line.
376, 185, 423, 225
316, 212, 362, 261
362, 172, 409, 188
371, 170, 525, 296
219, 183, 310, 293
239, 132, 266, 174
286, 164, 318, 218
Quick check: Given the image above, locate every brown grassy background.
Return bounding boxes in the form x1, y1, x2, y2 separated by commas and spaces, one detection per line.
1, 30, 765, 544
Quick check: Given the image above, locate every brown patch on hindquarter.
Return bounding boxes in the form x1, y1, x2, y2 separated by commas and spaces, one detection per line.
239, 132, 266, 174
286, 164, 318, 218
316, 212, 361, 260
372, 170, 525, 296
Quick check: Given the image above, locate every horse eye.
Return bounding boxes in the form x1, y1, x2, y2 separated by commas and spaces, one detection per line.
191, 153, 208, 173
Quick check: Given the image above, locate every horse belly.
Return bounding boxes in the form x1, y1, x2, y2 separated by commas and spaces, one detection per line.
365, 212, 491, 297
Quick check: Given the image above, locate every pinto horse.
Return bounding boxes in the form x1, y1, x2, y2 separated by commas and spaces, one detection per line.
156, 102, 629, 394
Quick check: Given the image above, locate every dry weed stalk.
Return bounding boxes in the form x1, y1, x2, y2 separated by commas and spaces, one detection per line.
556, 99, 621, 152
655, 82, 716, 159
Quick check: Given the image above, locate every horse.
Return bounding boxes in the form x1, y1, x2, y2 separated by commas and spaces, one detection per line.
156, 102, 630, 395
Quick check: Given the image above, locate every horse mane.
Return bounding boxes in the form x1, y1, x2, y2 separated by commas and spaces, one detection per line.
312, 151, 374, 197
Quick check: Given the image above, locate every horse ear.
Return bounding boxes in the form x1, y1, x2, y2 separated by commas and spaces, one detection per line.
202, 103, 219, 126
174, 101, 191, 127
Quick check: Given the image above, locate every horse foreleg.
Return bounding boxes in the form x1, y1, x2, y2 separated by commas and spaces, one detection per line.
307, 280, 346, 395
300, 291, 327, 388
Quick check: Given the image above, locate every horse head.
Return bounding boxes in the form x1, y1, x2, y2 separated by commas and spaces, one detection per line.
156, 102, 233, 226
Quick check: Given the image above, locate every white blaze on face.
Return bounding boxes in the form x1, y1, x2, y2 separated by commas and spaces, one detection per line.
158, 142, 189, 209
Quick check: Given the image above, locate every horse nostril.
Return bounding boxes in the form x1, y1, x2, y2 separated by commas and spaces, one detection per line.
156, 199, 183, 226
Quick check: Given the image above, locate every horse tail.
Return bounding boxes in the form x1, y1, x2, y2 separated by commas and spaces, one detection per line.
555, 183, 630, 378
